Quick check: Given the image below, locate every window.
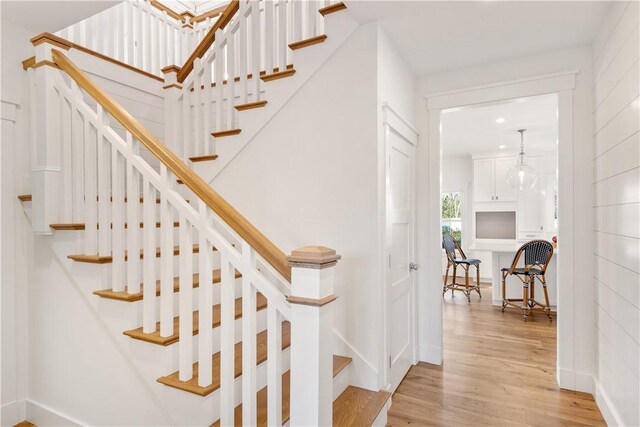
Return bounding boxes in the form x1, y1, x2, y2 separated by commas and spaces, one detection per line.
442, 191, 462, 245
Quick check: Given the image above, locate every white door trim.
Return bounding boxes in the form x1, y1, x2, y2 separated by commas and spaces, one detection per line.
381, 103, 418, 390
420, 71, 581, 391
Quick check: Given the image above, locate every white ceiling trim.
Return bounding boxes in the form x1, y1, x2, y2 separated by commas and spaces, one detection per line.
426, 71, 576, 111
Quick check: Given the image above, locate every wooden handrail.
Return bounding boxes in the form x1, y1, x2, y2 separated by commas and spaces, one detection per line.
150, 0, 184, 22
51, 49, 292, 282
192, 3, 228, 23
176, 0, 239, 83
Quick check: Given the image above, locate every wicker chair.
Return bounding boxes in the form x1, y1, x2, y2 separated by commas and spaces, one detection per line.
501, 240, 554, 321
442, 234, 481, 302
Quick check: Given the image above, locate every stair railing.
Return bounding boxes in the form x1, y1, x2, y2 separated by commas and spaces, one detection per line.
28, 37, 338, 425
56, 0, 217, 76
163, 0, 336, 162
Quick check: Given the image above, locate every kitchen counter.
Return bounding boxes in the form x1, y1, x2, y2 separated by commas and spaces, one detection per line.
469, 242, 558, 309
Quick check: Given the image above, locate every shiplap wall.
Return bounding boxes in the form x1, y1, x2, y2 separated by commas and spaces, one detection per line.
591, 2, 639, 425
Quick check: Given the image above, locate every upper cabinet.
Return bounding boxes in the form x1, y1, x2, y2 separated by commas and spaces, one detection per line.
473, 156, 517, 202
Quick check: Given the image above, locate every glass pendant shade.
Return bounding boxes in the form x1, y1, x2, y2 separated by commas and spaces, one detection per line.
507, 129, 537, 190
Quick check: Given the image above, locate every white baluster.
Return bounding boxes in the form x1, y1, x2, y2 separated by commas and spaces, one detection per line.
84, 118, 98, 254
203, 57, 213, 155
265, 0, 274, 75
293, 0, 302, 42
194, 59, 202, 156
160, 11, 168, 68
197, 202, 213, 387
117, 3, 125, 61
70, 82, 84, 225
250, 2, 260, 101
239, 0, 249, 105
103, 7, 112, 56
79, 20, 87, 46
159, 165, 174, 336
145, 0, 153, 72
219, 253, 236, 425
60, 92, 72, 222
267, 304, 282, 426
126, 2, 134, 65
136, 1, 144, 69
226, 35, 236, 128
307, 0, 317, 38
278, 0, 288, 72
125, 133, 141, 294
242, 242, 257, 425
97, 106, 110, 255
142, 177, 156, 333
111, 146, 125, 292
214, 36, 224, 131
181, 92, 190, 161
179, 214, 194, 381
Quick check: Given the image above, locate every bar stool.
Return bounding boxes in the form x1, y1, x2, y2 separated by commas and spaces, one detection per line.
501, 240, 554, 321
442, 234, 481, 302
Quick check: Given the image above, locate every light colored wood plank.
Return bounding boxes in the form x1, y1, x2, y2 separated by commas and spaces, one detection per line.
123, 293, 267, 345
319, 2, 347, 16
260, 69, 296, 82
67, 244, 208, 263
209, 356, 353, 426
189, 154, 219, 163
211, 128, 241, 138
387, 284, 606, 427
333, 386, 391, 427
157, 322, 292, 395
235, 100, 268, 111
93, 269, 242, 302
50, 221, 180, 230
17, 194, 32, 202
288, 34, 327, 51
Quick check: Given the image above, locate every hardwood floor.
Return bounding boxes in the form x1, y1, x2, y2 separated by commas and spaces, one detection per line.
387, 283, 605, 426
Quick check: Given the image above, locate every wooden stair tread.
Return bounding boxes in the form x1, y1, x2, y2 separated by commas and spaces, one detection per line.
50, 221, 179, 230
260, 69, 296, 82
93, 269, 241, 302
123, 293, 267, 346
235, 100, 268, 111
289, 34, 327, 51
333, 386, 392, 427
190, 154, 219, 163
17, 194, 32, 202
14, 421, 37, 427
319, 2, 347, 16
21, 194, 173, 204
210, 356, 353, 426
68, 244, 208, 264
157, 322, 292, 396
211, 128, 241, 138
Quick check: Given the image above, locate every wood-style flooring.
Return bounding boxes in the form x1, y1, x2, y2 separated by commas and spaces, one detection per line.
387, 283, 606, 426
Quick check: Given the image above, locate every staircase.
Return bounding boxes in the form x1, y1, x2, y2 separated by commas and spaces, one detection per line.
18, 0, 391, 425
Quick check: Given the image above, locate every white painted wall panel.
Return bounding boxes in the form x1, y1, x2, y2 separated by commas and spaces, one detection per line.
592, 3, 640, 424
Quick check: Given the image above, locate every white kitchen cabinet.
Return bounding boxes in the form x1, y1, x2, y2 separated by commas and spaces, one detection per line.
472, 156, 517, 202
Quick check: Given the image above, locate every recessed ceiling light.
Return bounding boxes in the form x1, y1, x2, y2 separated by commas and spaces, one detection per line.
499, 145, 506, 149
496, 117, 505, 124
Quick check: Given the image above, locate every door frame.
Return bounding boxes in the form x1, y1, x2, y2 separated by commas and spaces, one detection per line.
380, 103, 419, 390
418, 71, 585, 391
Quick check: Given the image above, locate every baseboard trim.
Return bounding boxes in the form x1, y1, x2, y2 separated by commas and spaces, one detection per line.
418, 344, 442, 365
333, 329, 379, 390
1, 399, 27, 426
594, 379, 625, 427
25, 399, 84, 426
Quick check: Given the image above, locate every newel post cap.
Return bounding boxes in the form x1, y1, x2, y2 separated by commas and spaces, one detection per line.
287, 246, 341, 269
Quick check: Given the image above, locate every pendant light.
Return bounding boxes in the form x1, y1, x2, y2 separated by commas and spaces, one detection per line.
507, 129, 537, 190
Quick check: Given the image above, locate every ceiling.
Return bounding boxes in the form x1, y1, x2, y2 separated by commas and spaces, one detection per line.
163, 0, 227, 14
1, 1, 119, 33
441, 93, 558, 158
347, 1, 611, 75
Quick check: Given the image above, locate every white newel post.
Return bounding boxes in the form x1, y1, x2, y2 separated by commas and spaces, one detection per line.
28, 34, 72, 233
161, 65, 182, 157
288, 246, 341, 426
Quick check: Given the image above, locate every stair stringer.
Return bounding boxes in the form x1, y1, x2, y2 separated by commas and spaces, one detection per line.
193, 10, 360, 184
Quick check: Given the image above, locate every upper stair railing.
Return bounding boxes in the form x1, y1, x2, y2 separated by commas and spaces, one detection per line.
163, 0, 337, 162
27, 35, 339, 426
55, 0, 220, 76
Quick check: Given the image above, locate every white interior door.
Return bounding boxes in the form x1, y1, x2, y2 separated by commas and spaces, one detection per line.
386, 127, 416, 392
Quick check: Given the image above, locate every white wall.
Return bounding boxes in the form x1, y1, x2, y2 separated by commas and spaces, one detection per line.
1, 19, 36, 427
591, 2, 639, 425
212, 22, 383, 387
414, 45, 596, 391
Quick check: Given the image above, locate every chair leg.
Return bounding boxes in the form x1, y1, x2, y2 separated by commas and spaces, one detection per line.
522, 280, 530, 321
529, 275, 535, 308
541, 275, 552, 321
476, 264, 482, 297
464, 266, 470, 302
501, 273, 507, 312
452, 264, 457, 297
443, 263, 450, 296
